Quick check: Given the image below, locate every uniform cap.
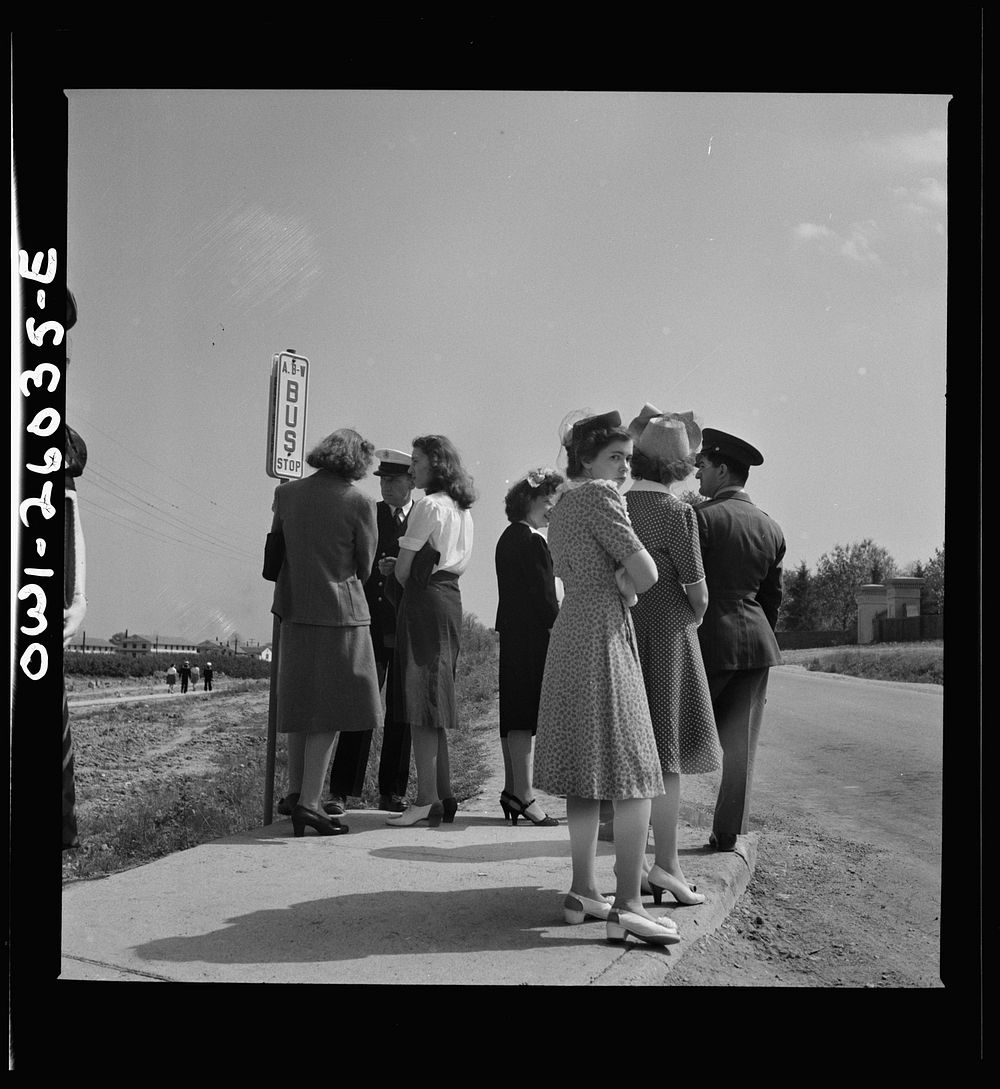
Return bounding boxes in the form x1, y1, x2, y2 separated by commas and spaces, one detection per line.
700, 428, 764, 467
374, 448, 413, 476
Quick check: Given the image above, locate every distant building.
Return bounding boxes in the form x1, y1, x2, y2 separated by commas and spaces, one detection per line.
119, 633, 153, 656
233, 641, 272, 660
65, 633, 117, 654
119, 633, 201, 656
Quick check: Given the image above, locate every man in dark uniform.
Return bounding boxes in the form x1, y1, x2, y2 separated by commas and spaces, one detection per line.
694, 428, 785, 852
326, 449, 415, 813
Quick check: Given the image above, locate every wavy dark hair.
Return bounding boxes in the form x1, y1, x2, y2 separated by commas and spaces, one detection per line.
413, 434, 477, 509
504, 469, 564, 523
564, 424, 633, 478
630, 448, 698, 486
306, 428, 375, 480
698, 449, 750, 485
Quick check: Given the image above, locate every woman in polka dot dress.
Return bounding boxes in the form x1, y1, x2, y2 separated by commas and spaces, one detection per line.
625, 405, 722, 907
534, 411, 681, 947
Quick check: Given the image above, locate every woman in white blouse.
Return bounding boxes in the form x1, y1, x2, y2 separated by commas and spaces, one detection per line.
385, 435, 476, 827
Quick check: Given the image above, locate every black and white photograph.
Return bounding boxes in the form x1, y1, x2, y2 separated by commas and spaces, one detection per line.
10, 24, 982, 1060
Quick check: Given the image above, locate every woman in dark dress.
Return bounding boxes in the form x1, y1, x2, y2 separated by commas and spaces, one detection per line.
494, 468, 564, 826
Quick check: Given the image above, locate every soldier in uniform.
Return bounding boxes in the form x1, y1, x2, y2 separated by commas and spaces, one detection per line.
694, 428, 785, 852
326, 449, 415, 813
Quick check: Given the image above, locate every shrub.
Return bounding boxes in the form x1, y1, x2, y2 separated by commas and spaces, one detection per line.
65, 651, 271, 680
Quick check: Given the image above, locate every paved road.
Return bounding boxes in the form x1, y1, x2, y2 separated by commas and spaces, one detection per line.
756, 668, 942, 871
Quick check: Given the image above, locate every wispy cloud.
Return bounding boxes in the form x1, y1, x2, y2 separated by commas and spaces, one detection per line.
794, 220, 881, 264
892, 176, 948, 214
869, 127, 948, 167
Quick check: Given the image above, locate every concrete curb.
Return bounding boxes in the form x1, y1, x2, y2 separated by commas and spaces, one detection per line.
591, 833, 757, 985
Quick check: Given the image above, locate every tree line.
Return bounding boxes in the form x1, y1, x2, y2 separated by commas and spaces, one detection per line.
779, 541, 944, 632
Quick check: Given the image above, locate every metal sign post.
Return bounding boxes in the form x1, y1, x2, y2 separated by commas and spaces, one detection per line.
263, 349, 310, 825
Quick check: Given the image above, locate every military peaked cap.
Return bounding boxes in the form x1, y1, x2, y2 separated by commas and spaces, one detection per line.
700, 428, 764, 467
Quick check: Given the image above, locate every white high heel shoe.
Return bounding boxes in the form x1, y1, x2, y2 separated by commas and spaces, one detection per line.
647, 864, 705, 906
563, 892, 615, 924
606, 909, 681, 946
386, 801, 443, 827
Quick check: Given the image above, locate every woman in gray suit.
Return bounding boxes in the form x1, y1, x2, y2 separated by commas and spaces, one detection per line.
269, 429, 384, 836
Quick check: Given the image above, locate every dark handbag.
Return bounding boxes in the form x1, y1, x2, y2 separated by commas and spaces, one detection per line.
262, 529, 286, 581
409, 541, 440, 589
384, 542, 440, 605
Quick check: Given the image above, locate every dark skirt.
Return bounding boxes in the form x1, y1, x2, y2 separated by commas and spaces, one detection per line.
276, 621, 383, 734
393, 571, 462, 730
498, 627, 549, 736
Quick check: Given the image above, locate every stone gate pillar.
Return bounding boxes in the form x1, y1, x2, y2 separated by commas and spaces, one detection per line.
855, 584, 887, 644
884, 576, 925, 619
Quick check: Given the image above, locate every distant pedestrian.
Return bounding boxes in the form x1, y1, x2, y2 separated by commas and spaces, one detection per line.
203, 661, 213, 691
179, 660, 191, 693
190, 663, 201, 689
166, 664, 178, 692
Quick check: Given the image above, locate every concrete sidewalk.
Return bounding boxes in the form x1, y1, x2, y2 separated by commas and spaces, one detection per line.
60, 747, 756, 986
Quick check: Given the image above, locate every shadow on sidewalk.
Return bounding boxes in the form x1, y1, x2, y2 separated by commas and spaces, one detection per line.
128, 885, 681, 967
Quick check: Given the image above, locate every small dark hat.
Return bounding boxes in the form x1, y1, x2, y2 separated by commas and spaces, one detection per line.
373, 448, 413, 477
700, 428, 764, 467
569, 410, 622, 443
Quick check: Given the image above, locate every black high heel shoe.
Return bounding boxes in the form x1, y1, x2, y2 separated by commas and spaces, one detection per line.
276, 792, 300, 816
291, 804, 349, 837
500, 791, 515, 822
506, 792, 559, 827
442, 797, 458, 823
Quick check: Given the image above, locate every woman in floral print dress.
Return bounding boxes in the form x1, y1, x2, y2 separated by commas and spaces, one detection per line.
534, 411, 680, 947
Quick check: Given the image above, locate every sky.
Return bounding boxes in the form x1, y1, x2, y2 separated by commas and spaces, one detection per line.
56, 89, 949, 646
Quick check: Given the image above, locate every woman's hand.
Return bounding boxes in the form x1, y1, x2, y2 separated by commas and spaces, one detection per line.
614, 566, 638, 607
378, 556, 397, 577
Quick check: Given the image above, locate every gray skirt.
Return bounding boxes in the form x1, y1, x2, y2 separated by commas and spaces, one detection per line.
276, 620, 383, 735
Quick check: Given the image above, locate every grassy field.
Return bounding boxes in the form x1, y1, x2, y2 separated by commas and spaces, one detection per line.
62, 626, 499, 883
779, 640, 943, 685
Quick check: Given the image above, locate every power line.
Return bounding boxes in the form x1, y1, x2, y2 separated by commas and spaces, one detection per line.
70, 409, 256, 520
83, 496, 258, 564
84, 465, 258, 560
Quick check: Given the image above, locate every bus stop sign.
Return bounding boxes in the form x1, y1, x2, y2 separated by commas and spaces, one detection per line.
266, 350, 310, 480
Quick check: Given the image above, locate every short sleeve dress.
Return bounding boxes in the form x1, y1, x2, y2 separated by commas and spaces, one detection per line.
533, 479, 664, 800
626, 486, 722, 774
